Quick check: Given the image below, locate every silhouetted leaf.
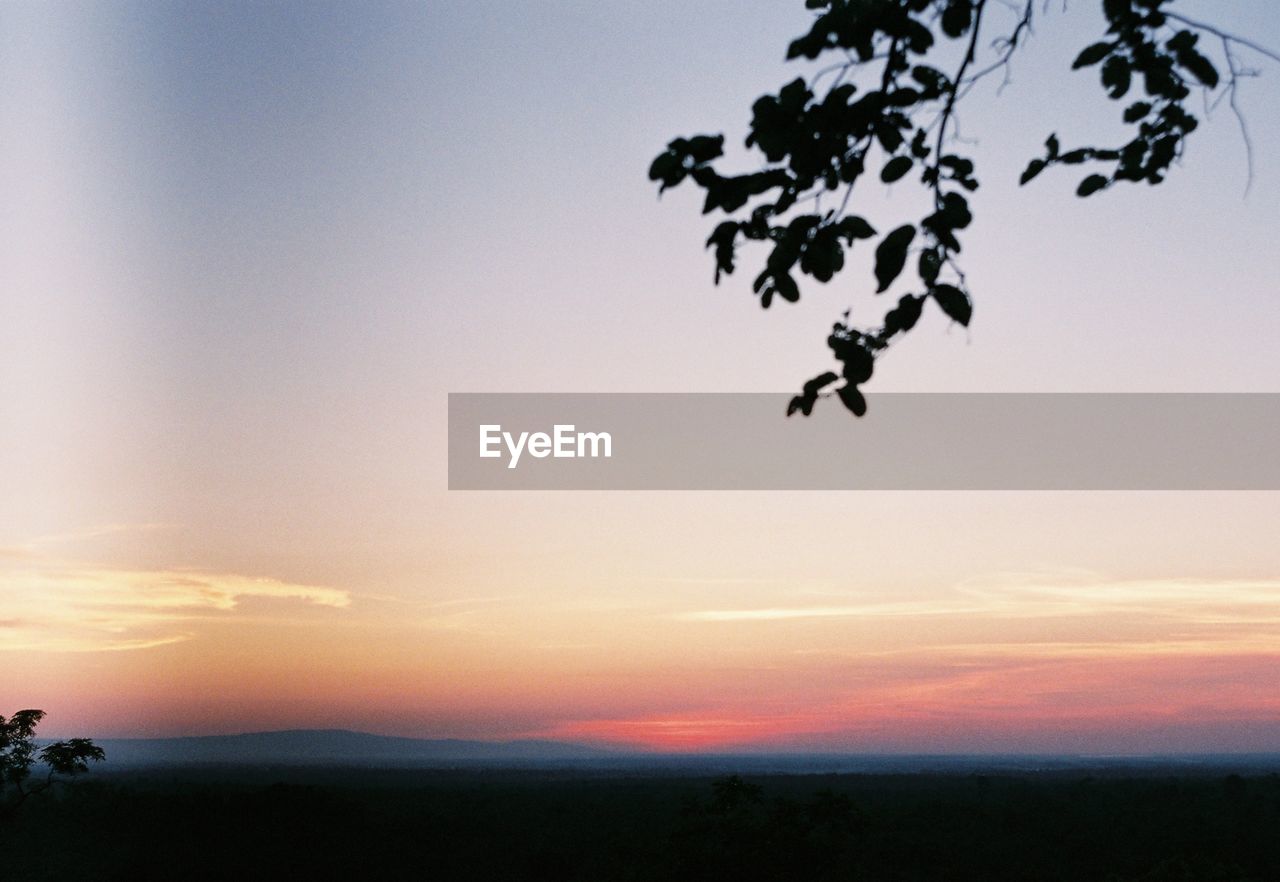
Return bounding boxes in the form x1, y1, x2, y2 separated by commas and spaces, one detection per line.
1101, 56, 1131, 99
912, 65, 949, 96
787, 394, 814, 416
648, 151, 686, 193
884, 293, 925, 335
705, 222, 739, 284
1123, 101, 1152, 122
800, 229, 844, 282
840, 343, 874, 384
771, 271, 800, 305
1102, 0, 1130, 24
1073, 42, 1112, 69
802, 371, 839, 397
881, 156, 913, 183
837, 216, 877, 241
1020, 158, 1047, 185
837, 384, 867, 416
1177, 47, 1219, 88
910, 129, 930, 159
684, 135, 725, 164
940, 0, 972, 39
1167, 30, 1197, 52
875, 121, 904, 153
930, 284, 971, 326
918, 249, 941, 285
945, 192, 972, 228
1077, 174, 1110, 197
887, 88, 921, 107
938, 155, 974, 177
874, 225, 916, 293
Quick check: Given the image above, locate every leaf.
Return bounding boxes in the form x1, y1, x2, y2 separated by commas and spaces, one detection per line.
648, 151, 676, 181
648, 150, 686, 193
837, 384, 868, 417
684, 135, 725, 164
837, 216, 877, 241
875, 122, 904, 153
918, 248, 942, 285
1177, 47, 1219, 88
912, 65, 949, 96
1045, 134, 1060, 159
930, 283, 972, 326
880, 156, 913, 183
1102, 0, 1129, 24
705, 222, 739, 284
1073, 42, 1112, 69
758, 269, 800, 308
787, 394, 814, 417
1101, 55, 1131, 99
886, 88, 921, 108
772, 271, 800, 303
873, 225, 916, 293
799, 231, 844, 282
802, 371, 839, 397
941, 0, 972, 39
1077, 174, 1110, 197
1020, 158, 1047, 185
840, 344, 874, 384
839, 153, 865, 184
1167, 30, 1197, 53
1123, 101, 1152, 123
938, 155, 974, 176
884, 293, 924, 335
910, 129, 930, 159
945, 192, 971, 227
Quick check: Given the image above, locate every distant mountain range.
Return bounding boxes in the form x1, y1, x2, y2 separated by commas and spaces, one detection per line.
95, 729, 619, 767
89, 729, 1280, 774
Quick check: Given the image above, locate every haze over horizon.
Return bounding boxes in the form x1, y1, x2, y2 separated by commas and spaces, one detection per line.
5, 1, 1280, 755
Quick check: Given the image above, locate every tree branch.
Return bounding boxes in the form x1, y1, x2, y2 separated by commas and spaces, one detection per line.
933, 0, 990, 207
963, 0, 1034, 94
1161, 10, 1280, 67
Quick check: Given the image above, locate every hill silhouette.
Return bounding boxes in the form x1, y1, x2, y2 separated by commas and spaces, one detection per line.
96, 728, 618, 767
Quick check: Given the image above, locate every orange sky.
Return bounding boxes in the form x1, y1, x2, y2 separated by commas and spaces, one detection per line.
4, 2, 1280, 752
6, 493, 1280, 752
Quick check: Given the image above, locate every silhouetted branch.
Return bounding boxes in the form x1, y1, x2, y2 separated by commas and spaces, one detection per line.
963, 0, 1034, 94
1161, 11, 1280, 67
933, 0, 988, 203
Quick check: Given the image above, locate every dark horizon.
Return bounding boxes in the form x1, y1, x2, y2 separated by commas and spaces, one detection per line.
79, 727, 1280, 774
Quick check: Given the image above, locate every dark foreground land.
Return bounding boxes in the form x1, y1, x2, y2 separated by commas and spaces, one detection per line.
6, 763, 1280, 881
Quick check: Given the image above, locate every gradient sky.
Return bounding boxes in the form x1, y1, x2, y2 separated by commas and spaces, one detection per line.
4, 0, 1280, 752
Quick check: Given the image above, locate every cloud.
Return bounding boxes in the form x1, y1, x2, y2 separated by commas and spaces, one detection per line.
674, 573, 1280, 630
676, 603, 964, 622
0, 565, 350, 652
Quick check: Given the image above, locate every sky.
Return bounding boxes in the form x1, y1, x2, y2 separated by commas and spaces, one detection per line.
3, 0, 1280, 752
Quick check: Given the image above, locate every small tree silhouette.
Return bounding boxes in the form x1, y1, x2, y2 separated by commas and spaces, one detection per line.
0, 709, 105, 819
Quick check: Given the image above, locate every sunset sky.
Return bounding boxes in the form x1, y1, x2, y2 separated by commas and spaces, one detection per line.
4, 1, 1280, 752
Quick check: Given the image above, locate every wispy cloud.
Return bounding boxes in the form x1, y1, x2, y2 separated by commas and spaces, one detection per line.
677, 603, 967, 622
9, 522, 175, 553
0, 565, 349, 652
674, 573, 1280, 630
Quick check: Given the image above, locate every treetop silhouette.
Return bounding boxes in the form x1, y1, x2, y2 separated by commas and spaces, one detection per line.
1, 709, 105, 818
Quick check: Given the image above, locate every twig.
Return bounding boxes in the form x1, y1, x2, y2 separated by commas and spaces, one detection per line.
1162, 10, 1280, 67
